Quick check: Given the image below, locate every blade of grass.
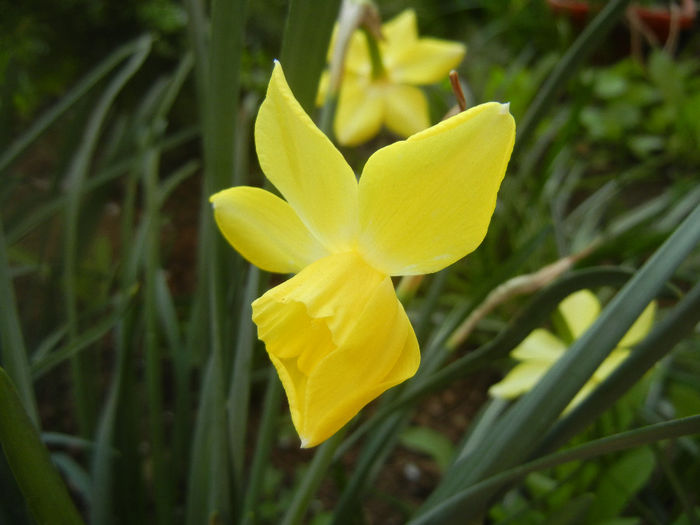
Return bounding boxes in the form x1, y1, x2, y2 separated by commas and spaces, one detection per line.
280, 429, 348, 525
183, 0, 248, 520
0, 219, 39, 424
240, 368, 283, 525
185, 351, 232, 525
142, 144, 171, 525
409, 416, 700, 525
208, 0, 247, 192
0, 36, 152, 174
330, 413, 408, 525
227, 265, 260, 499
280, 0, 342, 114
538, 277, 700, 454
91, 221, 147, 524
422, 203, 700, 513
30, 297, 132, 380
63, 34, 151, 437
0, 367, 85, 525
7, 127, 198, 246
516, 0, 631, 149
154, 269, 190, 484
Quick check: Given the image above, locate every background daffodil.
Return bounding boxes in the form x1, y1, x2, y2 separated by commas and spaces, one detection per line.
319, 9, 467, 146
489, 289, 657, 409
211, 62, 515, 447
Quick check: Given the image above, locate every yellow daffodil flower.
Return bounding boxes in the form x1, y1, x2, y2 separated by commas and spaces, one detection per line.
211, 62, 515, 447
489, 289, 656, 409
319, 9, 466, 146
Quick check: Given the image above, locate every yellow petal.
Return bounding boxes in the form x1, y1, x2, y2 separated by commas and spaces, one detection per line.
489, 361, 549, 400
558, 290, 601, 340
210, 187, 328, 273
316, 70, 330, 106
344, 30, 372, 76
383, 84, 430, 138
252, 251, 419, 447
381, 10, 419, 63
255, 62, 358, 252
565, 382, 595, 412
390, 39, 466, 85
334, 76, 385, 146
618, 300, 656, 348
511, 329, 566, 362
357, 102, 515, 275
593, 349, 630, 382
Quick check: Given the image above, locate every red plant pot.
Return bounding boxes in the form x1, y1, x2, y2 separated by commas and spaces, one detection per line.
546, 0, 697, 42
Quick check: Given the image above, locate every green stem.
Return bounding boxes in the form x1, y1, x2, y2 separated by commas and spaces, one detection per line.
362, 28, 386, 80
280, 428, 348, 525
142, 147, 171, 524
240, 369, 283, 525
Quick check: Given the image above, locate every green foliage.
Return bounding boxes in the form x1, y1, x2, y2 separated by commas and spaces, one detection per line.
1, 1, 700, 524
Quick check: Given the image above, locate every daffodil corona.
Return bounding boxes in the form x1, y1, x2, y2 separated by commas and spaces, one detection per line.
319, 9, 466, 146
211, 62, 515, 447
489, 289, 656, 409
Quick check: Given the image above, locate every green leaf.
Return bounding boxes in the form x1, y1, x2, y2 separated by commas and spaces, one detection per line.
280, 0, 342, 114
0, 367, 85, 525
400, 427, 455, 472
420, 203, 700, 520
586, 447, 655, 523
0, 219, 38, 424
516, 0, 632, 149
0, 36, 153, 174
185, 352, 232, 525
409, 416, 700, 525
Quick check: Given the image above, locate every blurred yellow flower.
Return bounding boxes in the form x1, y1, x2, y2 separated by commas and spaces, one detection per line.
211, 62, 515, 447
319, 9, 466, 146
489, 289, 656, 409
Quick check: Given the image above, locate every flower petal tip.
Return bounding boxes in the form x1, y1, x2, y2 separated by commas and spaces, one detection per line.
299, 437, 311, 449
499, 102, 511, 115
208, 191, 221, 205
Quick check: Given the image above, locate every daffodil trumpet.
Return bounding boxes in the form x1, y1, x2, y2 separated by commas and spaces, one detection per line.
211, 61, 515, 447
489, 289, 657, 410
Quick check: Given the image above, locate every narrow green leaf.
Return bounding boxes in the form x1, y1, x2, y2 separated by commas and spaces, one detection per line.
421, 204, 700, 518
0, 36, 152, 174
142, 141, 171, 525
155, 268, 190, 485
0, 367, 85, 525
208, 0, 247, 192
0, 219, 39, 424
331, 412, 409, 525
280, 0, 342, 113
281, 429, 347, 525
7, 127, 198, 246
31, 299, 130, 380
63, 34, 151, 436
228, 265, 260, 497
516, 0, 631, 149
400, 427, 455, 472
409, 416, 700, 525
586, 447, 655, 523
240, 368, 283, 525
185, 352, 232, 525
540, 278, 700, 454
